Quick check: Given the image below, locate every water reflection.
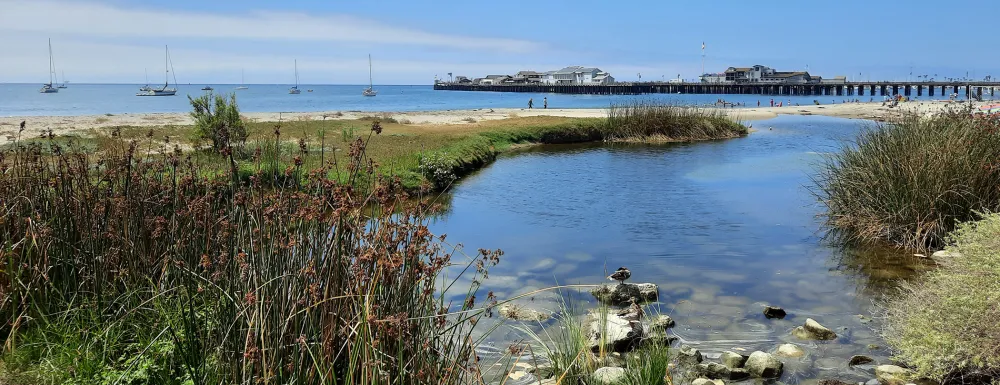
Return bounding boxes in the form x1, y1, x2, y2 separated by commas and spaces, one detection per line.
428, 115, 931, 383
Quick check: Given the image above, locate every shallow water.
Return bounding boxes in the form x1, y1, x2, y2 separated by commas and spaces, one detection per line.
429, 115, 936, 383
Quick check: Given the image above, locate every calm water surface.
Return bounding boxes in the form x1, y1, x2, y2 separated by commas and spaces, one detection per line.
0, 83, 979, 116
430, 115, 932, 383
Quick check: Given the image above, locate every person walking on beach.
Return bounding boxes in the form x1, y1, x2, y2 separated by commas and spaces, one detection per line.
757, 100, 760, 107
543, 97, 548, 109
770, 98, 774, 107
528, 98, 534, 109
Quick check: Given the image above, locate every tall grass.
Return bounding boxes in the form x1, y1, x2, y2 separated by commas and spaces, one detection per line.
815, 108, 1000, 250
0, 121, 501, 384
605, 101, 748, 142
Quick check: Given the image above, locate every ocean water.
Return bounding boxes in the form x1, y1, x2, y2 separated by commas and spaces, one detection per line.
0, 83, 973, 116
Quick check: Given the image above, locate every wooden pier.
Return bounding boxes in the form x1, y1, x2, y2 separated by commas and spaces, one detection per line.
434, 82, 1000, 98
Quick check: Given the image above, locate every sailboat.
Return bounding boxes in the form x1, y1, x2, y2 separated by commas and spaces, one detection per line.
363, 54, 377, 97
40, 38, 58, 93
137, 45, 177, 96
58, 71, 68, 88
235, 69, 248, 90
139, 68, 152, 92
289, 60, 301, 94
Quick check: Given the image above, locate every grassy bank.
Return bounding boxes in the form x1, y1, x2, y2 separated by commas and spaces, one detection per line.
0, 129, 504, 384
815, 108, 1000, 250
8, 102, 746, 192
882, 213, 1000, 383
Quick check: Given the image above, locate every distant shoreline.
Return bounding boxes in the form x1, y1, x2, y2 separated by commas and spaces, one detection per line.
0, 100, 988, 145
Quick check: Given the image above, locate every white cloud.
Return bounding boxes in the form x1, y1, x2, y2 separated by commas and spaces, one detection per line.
0, 0, 541, 53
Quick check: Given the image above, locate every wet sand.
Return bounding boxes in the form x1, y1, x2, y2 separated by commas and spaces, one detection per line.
0, 100, 988, 145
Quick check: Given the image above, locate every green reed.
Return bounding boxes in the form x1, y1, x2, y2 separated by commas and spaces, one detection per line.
814, 107, 1000, 250
0, 121, 501, 384
606, 101, 748, 142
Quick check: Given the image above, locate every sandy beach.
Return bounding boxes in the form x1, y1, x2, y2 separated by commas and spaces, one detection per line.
0, 99, 989, 145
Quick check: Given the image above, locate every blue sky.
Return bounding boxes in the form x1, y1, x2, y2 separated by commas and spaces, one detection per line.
1, 0, 996, 84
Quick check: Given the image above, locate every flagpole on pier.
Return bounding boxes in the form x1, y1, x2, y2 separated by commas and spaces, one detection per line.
701, 42, 706, 78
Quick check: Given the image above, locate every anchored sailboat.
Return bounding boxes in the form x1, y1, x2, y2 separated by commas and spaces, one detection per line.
139, 68, 152, 92
58, 71, 68, 88
235, 69, 248, 90
363, 54, 377, 97
137, 45, 177, 96
40, 38, 58, 93
289, 60, 301, 94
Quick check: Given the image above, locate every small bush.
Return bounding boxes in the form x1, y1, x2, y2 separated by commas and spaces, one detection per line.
815, 109, 1000, 250
418, 152, 457, 189
605, 101, 747, 142
188, 93, 247, 151
882, 213, 1000, 382
462, 117, 477, 123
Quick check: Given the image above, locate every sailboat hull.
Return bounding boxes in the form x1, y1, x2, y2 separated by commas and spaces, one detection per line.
289, 88, 301, 94
235, 86, 249, 90
40, 85, 59, 93
137, 89, 177, 96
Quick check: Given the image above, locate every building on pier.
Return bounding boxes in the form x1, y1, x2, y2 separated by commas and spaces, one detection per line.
540, 66, 615, 85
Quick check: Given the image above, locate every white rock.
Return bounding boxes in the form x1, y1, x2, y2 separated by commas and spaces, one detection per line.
931, 250, 961, 259
875, 365, 914, 385
593, 367, 627, 385
693, 378, 725, 385
507, 371, 531, 381
793, 318, 837, 340
745, 351, 783, 378
775, 343, 806, 358
498, 304, 550, 321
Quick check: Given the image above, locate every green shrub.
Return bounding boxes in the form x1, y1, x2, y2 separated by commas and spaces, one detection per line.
606, 101, 747, 142
418, 151, 457, 189
188, 93, 247, 151
882, 213, 1000, 382
815, 109, 1000, 250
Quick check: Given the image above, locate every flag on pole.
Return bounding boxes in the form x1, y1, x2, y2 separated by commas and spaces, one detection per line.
702, 42, 705, 51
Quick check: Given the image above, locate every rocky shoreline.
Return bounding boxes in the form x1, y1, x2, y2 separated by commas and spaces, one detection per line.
500, 282, 931, 385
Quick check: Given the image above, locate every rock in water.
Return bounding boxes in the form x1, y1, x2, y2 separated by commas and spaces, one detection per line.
875, 365, 913, 385
593, 367, 626, 385
763, 305, 787, 319
720, 351, 749, 368
728, 368, 751, 381
745, 351, 784, 378
931, 250, 961, 259
507, 371, 531, 382
677, 344, 703, 365
775, 343, 806, 358
498, 304, 550, 321
792, 318, 838, 340
849, 355, 875, 366
650, 314, 675, 330
586, 312, 644, 353
693, 362, 731, 380
591, 283, 658, 305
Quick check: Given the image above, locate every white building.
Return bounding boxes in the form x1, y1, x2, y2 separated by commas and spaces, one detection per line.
700, 73, 726, 83
479, 75, 512, 85
540, 66, 615, 84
